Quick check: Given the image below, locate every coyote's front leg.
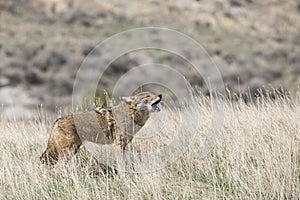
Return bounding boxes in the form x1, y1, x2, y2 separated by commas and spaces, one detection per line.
113, 133, 130, 176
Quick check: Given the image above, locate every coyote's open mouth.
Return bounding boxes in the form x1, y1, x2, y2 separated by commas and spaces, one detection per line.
151, 94, 162, 112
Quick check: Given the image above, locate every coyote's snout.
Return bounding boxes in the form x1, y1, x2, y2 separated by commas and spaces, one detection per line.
40, 92, 162, 169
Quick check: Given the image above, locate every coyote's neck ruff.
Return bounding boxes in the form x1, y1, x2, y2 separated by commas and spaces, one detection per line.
41, 92, 162, 167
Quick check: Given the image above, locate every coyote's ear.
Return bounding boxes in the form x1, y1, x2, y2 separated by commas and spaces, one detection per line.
121, 96, 133, 104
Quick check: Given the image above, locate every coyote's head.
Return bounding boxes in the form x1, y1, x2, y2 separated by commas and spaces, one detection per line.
122, 92, 162, 113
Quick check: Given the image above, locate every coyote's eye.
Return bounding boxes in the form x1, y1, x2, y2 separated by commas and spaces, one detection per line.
144, 99, 149, 104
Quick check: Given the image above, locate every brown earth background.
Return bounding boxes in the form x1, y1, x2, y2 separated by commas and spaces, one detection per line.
0, 0, 299, 118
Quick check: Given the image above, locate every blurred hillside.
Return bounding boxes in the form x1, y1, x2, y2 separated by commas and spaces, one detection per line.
0, 0, 299, 118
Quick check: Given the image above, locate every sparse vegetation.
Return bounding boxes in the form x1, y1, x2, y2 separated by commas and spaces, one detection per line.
0, 93, 299, 199
1, 0, 300, 118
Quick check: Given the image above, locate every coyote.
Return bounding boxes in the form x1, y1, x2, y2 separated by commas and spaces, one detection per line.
40, 92, 162, 170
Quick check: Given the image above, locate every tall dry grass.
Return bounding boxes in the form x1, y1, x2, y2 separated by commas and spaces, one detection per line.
0, 93, 299, 199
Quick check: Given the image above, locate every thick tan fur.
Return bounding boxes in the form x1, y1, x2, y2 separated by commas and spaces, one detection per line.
40, 92, 162, 168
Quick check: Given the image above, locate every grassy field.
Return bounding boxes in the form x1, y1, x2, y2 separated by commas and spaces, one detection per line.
0, 93, 299, 199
